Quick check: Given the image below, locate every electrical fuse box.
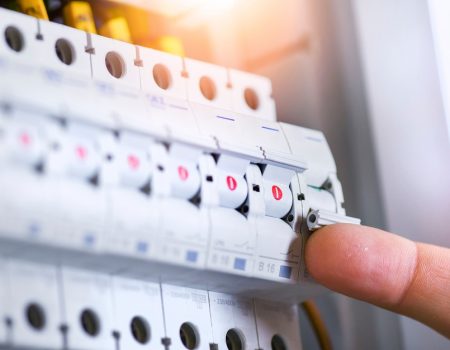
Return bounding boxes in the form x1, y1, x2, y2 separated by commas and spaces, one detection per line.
0, 5, 360, 349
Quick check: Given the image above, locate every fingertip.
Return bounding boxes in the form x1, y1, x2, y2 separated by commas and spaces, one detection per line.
306, 225, 450, 337
305, 224, 417, 306
305, 224, 361, 281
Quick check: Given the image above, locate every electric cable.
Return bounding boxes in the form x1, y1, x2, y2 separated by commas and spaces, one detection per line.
301, 300, 333, 350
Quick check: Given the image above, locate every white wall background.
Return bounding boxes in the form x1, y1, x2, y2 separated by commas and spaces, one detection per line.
351, 0, 450, 348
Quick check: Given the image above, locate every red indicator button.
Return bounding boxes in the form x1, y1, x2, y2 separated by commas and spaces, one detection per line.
178, 166, 189, 181
76, 146, 88, 160
19, 132, 31, 147
272, 185, 283, 201
226, 176, 237, 191
128, 155, 140, 170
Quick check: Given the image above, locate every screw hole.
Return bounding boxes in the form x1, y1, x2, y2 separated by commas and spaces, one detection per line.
153, 63, 172, 90
271, 334, 288, 350
55, 38, 75, 65
4, 26, 24, 52
240, 205, 249, 214
226, 328, 245, 350
179, 322, 199, 349
105, 51, 126, 79
199, 76, 216, 101
309, 214, 317, 223
244, 88, 259, 110
287, 214, 294, 222
130, 316, 151, 344
80, 309, 101, 337
190, 194, 201, 206
25, 303, 46, 331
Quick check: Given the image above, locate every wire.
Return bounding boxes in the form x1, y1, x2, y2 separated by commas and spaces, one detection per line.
301, 300, 333, 350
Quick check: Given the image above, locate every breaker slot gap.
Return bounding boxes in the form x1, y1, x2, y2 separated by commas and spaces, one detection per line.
199, 76, 217, 101
55, 38, 75, 65
80, 309, 101, 337
4, 26, 24, 52
153, 64, 172, 90
244, 88, 260, 110
130, 316, 151, 344
25, 302, 46, 331
105, 51, 126, 79
271, 334, 288, 350
179, 322, 199, 349
225, 328, 245, 350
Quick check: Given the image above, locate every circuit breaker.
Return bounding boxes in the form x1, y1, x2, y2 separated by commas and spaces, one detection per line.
0, 6, 359, 350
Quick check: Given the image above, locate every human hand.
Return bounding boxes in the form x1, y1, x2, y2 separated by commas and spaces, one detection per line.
305, 224, 450, 338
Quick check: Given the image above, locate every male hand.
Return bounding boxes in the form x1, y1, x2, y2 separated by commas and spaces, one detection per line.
305, 224, 450, 338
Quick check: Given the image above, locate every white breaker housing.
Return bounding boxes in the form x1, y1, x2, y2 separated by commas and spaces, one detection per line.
0, 7, 359, 350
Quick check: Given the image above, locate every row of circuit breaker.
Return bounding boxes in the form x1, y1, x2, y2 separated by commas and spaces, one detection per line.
0, 6, 358, 296
0, 102, 315, 288
0, 258, 302, 350
0, 7, 277, 121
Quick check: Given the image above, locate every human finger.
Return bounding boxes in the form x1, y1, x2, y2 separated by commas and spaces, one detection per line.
305, 224, 450, 338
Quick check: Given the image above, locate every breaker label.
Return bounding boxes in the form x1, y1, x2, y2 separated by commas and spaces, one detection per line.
178, 166, 189, 181
272, 185, 283, 200
186, 250, 198, 263
127, 155, 140, 170
279, 265, 293, 279
234, 258, 246, 271
136, 241, 149, 253
83, 233, 96, 247
226, 176, 237, 191
148, 95, 166, 109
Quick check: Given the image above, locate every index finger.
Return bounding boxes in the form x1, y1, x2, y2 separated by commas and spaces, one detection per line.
305, 224, 450, 338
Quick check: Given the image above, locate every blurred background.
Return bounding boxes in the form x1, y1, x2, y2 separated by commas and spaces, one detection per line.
6, 0, 450, 348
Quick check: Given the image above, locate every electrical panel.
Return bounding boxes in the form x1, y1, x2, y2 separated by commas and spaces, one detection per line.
0, 5, 359, 350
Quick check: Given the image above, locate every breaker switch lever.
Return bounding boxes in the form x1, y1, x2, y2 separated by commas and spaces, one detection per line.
307, 209, 361, 231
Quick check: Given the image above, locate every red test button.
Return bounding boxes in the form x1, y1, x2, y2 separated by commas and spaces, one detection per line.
76, 146, 88, 160
226, 176, 237, 191
128, 154, 140, 170
178, 165, 189, 181
19, 132, 31, 147
272, 185, 283, 201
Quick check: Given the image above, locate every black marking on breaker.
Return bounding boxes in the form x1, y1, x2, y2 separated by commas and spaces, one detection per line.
59, 323, 69, 350
161, 337, 172, 349
112, 330, 120, 350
